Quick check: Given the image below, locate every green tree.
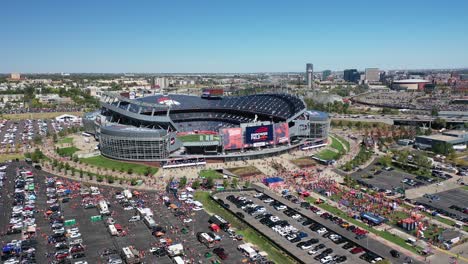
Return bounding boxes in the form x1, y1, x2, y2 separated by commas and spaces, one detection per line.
432, 142, 454, 155
432, 118, 446, 129
378, 155, 392, 168
431, 106, 439, 117
354, 121, 362, 130
179, 176, 187, 188
205, 177, 214, 189
223, 179, 229, 189
127, 168, 133, 175
191, 180, 200, 189
244, 181, 251, 188
231, 178, 238, 188
144, 166, 152, 176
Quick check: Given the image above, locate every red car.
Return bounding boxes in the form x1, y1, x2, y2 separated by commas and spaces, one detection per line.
351, 247, 365, 254
213, 247, 228, 260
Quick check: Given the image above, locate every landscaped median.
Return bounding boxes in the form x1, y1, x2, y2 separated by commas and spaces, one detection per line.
305, 198, 423, 255
79, 155, 158, 175
194, 191, 297, 264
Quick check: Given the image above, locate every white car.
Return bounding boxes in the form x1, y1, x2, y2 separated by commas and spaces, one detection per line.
320, 255, 333, 264
124, 206, 134, 211
301, 244, 314, 250
292, 214, 302, 220
192, 206, 203, 211
254, 193, 264, 198
115, 194, 124, 200
275, 205, 287, 210
128, 216, 140, 222
183, 218, 192, 223
317, 228, 328, 235
67, 228, 80, 233
263, 198, 274, 203
70, 233, 81, 239
9, 218, 22, 224
308, 249, 318, 255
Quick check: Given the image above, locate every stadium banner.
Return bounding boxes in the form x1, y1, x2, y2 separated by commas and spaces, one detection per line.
220, 128, 243, 150
274, 123, 290, 144
244, 124, 274, 145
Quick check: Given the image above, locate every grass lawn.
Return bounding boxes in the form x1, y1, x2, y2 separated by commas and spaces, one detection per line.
2, 111, 83, 120
199, 169, 223, 179
58, 137, 73, 144
334, 135, 350, 152
433, 216, 455, 226
330, 136, 345, 153
305, 197, 422, 255
177, 134, 219, 142
0, 153, 24, 162
291, 157, 316, 168
226, 166, 263, 177
194, 192, 297, 264
80, 155, 158, 175
57, 147, 80, 157
462, 186, 468, 191
315, 149, 341, 160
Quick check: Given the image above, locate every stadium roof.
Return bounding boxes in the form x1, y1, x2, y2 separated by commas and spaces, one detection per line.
101, 124, 168, 137
306, 110, 329, 121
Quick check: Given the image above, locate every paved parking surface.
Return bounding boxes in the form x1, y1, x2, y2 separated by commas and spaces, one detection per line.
1, 162, 246, 264
216, 188, 423, 264
216, 190, 368, 264
343, 161, 428, 191
414, 188, 468, 221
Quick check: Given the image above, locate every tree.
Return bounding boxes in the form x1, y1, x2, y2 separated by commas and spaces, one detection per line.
432, 118, 446, 129
223, 179, 229, 189
244, 181, 251, 188
191, 180, 200, 189
33, 135, 42, 145
205, 177, 214, 189
432, 142, 454, 155
355, 121, 362, 130
107, 176, 115, 184
79, 169, 84, 178
144, 166, 152, 176
127, 168, 133, 175
431, 106, 439, 117
378, 155, 392, 168
179, 176, 187, 188
52, 133, 58, 143
231, 178, 238, 188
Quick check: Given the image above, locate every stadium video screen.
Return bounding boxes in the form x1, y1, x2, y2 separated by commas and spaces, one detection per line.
220, 128, 243, 150
274, 123, 289, 144
245, 125, 274, 146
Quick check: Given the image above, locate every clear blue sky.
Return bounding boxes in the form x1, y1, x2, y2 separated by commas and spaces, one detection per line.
2, 0, 468, 73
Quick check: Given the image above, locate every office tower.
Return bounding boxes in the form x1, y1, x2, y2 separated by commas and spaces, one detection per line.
322, 70, 331, 81
10, 73, 21, 80
365, 68, 380, 82
343, 69, 359, 83
306, 63, 313, 89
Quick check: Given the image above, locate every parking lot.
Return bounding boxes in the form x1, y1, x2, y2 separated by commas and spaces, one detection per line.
216, 188, 421, 264
0, 119, 79, 151
414, 188, 468, 222
344, 161, 429, 193
1, 162, 247, 264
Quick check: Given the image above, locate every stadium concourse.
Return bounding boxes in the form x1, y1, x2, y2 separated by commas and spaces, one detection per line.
83, 92, 330, 162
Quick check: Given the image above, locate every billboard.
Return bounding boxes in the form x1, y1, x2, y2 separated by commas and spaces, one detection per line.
220, 128, 243, 150
245, 124, 274, 146
274, 123, 289, 144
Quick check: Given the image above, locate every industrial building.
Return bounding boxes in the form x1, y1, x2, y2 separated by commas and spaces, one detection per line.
415, 130, 468, 151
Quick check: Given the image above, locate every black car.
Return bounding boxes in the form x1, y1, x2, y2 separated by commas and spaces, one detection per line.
302, 219, 314, 226
322, 248, 333, 255
72, 252, 85, 259
236, 212, 245, 219
335, 256, 347, 263
390, 249, 400, 258
290, 237, 301, 243
152, 247, 167, 257
342, 242, 355, 249
314, 253, 328, 261
314, 244, 326, 250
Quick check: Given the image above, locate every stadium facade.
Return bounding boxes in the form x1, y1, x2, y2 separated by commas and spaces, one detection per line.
84, 92, 330, 161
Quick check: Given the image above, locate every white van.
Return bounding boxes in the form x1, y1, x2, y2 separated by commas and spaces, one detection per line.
173, 256, 185, 264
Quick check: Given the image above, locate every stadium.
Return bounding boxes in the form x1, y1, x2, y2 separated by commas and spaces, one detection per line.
83, 91, 330, 162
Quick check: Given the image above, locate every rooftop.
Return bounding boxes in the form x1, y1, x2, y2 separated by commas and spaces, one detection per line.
393, 79, 430, 83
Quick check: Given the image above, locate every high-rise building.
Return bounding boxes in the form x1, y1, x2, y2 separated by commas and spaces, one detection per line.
343, 69, 359, 83
154, 77, 168, 88
322, 70, 331, 81
10, 73, 21, 80
306, 63, 313, 89
365, 68, 380, 82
